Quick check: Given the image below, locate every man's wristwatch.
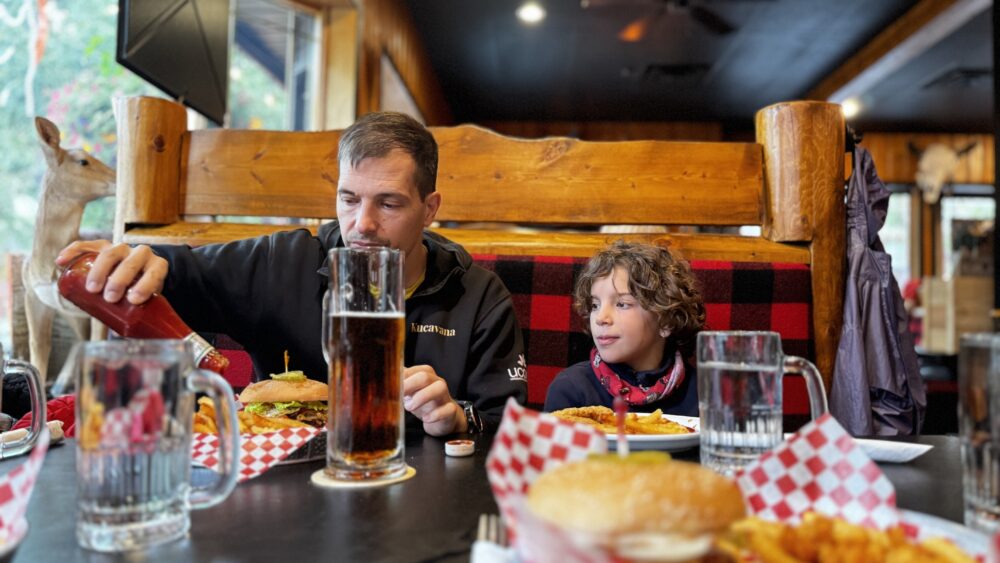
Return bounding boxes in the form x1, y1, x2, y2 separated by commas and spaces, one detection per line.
456, 400, 484, 433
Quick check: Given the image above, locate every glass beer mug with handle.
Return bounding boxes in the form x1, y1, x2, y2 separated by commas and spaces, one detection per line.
73, 339, 240, 552
324, 247, 406, 481
697, 331, 828, 476
0, 342, 46, 458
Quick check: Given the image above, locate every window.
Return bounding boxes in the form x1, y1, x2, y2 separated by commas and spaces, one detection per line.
231, 0, 320, 131
0, 0, 322, 353
881, 190, 912, 285
941, 190, 994, 279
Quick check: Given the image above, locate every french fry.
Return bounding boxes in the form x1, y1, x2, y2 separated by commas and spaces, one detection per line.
197, 397, 216, 420
193, 412, 217, 434
551, 406, 692, 435
725, 514, 976, 563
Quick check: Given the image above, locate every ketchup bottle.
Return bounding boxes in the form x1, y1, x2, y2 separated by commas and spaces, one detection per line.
57, 252, 229, 374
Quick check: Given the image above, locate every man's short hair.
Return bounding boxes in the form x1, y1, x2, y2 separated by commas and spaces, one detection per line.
338, 111, 438, 200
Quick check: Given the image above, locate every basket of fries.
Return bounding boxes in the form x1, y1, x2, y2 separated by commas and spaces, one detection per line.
193, 397, 327, 464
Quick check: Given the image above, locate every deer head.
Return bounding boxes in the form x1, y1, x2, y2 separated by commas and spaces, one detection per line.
34, 116, 115, 202
909, 141, 978, 205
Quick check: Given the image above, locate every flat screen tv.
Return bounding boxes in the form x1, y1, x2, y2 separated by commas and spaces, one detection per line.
117, 0, 230, 125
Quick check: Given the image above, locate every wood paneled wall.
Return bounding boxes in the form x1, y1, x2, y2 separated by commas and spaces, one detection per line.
480, 121, 723, 141
859, 133, 995, 185
357, 0, 452, 124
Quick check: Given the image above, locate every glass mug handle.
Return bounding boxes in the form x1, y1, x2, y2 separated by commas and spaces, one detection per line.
187, 369, 240, 509
321, 289, 330, 365
784, 355, 829, 419
0, 359, 46, 459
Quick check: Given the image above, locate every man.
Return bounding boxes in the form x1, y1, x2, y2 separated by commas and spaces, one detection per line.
57, 112, 526, 435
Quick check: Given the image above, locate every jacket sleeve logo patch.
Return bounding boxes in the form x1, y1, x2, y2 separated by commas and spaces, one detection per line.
409, 323, 456, 337
507, 354, 527, 382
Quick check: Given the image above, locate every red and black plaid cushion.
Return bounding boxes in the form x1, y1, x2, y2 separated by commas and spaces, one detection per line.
473, 255, 814, 414
212, 255, 816, 415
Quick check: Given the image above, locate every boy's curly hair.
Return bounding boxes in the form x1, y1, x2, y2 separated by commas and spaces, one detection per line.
574, 241, 706, 356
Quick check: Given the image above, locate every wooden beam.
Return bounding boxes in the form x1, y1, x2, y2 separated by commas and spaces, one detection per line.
807, 0, 990, 103
319, 8, 358, 129
121, 223, 811, 263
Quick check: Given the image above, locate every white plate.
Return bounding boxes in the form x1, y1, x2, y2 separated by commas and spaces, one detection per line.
899, 509, 989, 558
606, 414, 700, 452
781, 434, 934, 463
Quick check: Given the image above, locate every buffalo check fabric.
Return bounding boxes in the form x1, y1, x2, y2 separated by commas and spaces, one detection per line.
473, 255, 814, 412
486, 399, 606, 544
737, 414, 899, 530
192, 427, 322, 482
0, 428, 51, 537
211, 255, 814, 411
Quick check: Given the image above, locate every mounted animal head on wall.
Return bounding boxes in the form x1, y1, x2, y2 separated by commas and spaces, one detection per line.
907, 140, 978, 205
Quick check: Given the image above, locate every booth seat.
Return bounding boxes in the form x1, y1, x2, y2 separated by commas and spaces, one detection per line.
213, 256, 815, 415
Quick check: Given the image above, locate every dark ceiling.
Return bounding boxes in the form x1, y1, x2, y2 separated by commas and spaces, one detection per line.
404, 0, 994, 132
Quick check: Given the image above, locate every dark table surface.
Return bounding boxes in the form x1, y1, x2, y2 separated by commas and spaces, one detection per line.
7, 432, 966, 562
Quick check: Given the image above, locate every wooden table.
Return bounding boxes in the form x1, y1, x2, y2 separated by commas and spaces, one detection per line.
7, 432, 967, 562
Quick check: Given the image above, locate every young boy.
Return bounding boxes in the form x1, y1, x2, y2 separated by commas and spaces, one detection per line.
544, 241, 705, 415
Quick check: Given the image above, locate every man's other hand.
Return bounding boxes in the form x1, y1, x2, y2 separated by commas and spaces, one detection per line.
56, 240, 168, 305
403, 365, 467, 436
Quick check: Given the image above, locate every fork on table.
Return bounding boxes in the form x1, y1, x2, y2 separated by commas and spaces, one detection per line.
477, 513, 507, 546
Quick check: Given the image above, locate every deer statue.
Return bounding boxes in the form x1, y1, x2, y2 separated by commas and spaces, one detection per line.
21, 117, 116, 382
909, 141, 978, 205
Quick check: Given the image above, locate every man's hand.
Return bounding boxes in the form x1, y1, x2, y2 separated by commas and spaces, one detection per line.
403, 365, 466, 436
56, 240, 168, 305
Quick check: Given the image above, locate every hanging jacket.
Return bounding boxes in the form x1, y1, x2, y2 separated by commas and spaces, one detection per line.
830, 146, 926, 436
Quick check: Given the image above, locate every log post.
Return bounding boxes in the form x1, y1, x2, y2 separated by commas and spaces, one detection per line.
113, 96, 188, 242
756, 101, 846, 391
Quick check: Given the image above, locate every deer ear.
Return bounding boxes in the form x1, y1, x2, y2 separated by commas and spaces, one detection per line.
35, 117, 61, 150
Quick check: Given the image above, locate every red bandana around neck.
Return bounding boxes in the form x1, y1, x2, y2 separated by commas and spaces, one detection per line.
590, 348, 686, 406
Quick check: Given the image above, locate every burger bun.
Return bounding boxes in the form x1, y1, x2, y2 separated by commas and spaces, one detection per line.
238, 378, 328, 403
526, 455, 745, 561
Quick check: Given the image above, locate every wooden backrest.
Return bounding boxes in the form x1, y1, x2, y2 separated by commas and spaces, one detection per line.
113, 96, 846, 387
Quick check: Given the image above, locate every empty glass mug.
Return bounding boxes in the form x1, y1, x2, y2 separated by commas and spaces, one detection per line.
324, 247, 406, 480
697, 331, 828, 476
73, 339, 240, 552
0, 342, 45, 457
959, 333, 1000, 533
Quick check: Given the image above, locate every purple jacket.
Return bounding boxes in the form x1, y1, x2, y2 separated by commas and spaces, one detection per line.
830, 147, 926, 436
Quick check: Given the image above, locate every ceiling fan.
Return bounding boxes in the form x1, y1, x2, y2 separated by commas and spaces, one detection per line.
581, 0, 767, 42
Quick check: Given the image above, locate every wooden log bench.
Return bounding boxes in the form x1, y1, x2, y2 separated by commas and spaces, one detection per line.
113, 96, 846, 412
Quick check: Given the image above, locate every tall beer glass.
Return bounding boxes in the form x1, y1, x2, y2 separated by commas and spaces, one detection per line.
324, 247, 406, 480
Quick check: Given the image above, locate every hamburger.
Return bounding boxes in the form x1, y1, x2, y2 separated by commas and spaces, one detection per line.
238, 371, 328, 428
526, 452, 745, 561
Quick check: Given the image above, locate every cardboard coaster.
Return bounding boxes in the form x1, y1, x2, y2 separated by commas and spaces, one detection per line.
310, 465, 416, 488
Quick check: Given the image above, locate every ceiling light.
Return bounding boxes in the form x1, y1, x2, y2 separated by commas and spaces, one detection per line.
841, 98, 861, 119
516, 2, 546, 25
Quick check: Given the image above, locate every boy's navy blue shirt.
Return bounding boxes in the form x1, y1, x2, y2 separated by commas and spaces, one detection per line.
543, 342, 698, 416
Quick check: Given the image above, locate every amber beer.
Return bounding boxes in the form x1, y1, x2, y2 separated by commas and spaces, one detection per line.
327, 311, 406, 478
324, 246, 406, 481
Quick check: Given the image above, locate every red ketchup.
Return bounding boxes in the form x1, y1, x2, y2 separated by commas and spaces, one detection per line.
57, 251, 229, 375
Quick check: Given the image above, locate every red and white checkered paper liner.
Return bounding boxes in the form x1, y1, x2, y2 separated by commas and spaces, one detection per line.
486, 398, 606, 542
192, 427, 322, 482
0, 428, 51, 541
736, 413, 898, 529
